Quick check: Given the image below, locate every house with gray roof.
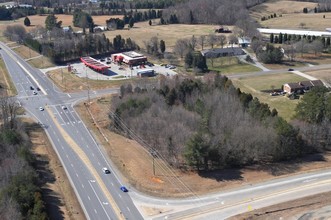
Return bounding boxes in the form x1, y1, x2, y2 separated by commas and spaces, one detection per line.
201, 47, 245, 58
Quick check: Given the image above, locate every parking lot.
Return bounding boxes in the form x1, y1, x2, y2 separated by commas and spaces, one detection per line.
70, 59, 177, 81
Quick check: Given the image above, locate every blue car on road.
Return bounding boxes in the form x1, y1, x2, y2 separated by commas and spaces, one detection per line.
120, 186, 128, 192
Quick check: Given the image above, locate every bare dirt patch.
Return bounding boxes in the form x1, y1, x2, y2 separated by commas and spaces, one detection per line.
24, 118, 85, 220
75, 94, 331, 199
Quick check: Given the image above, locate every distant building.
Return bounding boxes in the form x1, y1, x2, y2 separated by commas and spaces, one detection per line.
137, 69, 155, 77
238, 37, 251, 48
201, 47, 245, 58
283, 80, 325, 94
94, 26, 107, 32
111, 51, 147, 66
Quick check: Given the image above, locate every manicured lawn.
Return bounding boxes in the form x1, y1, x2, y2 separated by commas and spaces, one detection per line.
207, 57, 261, 74
232, 73, 307, 121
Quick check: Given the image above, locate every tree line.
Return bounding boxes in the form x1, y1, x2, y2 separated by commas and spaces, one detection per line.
4, 14, 139, 63
108, 74, 324, 171
0, 97, 47, 220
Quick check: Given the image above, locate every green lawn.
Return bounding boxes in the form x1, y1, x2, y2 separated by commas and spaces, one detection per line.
232, 73, 307, 121
207, 57, 261, 74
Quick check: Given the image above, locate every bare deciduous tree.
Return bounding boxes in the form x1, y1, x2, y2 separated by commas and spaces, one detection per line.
218, 35, 227, 48
199, 35, 206, 50
207, 33, 217, 49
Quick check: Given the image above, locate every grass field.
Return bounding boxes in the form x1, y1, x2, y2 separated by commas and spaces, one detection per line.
303, 69, 331, 82
207, 57, 261, 74
250, 0, 318, 21
259, 12, 331, 31
232, 73, 307, 120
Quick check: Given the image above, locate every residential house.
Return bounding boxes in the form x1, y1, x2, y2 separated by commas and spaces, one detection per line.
283, 80, 324, 94
201, 47, 245, 58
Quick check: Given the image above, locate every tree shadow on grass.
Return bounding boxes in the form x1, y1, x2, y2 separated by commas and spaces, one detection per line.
249, 153, 326, 176
35, 154, 65, 219
198, 168, 244, 182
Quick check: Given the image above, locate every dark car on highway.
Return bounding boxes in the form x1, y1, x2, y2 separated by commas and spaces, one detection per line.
120, 186, 128, 192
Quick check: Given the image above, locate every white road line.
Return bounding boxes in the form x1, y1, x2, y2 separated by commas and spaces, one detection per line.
66, 155, 69, 158
118, 194, 122, 198
88, 181, 111, 219
127, 207, 131, 212
111, 182, 114, 186
67, 94, 71, 97
92, 153, 95, 157
98, 162, 101, 166
303, 178, 318, 183
71, 163, 73, 167
76, 173, 79, 177
94, 209, 97, 214
82, 184, 85, 188
88, 196, 91, 200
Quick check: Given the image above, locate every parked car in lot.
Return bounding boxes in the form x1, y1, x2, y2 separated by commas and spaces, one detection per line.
33, 91, 37, 95
288, 68, 294, 71
61, 105, 67, 110
36, 87, 41, 91
30, 86, 34, 90
102, 167, 110, 174
120, 186, 128, 192
39, 107, 44, 111
169, 65, 176, 69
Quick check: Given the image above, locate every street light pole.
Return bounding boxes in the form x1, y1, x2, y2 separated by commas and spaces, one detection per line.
86, 66, 90, 105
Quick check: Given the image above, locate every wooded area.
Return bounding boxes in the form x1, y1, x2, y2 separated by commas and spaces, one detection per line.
108, 75, 331, 171
0, 97, 47, 220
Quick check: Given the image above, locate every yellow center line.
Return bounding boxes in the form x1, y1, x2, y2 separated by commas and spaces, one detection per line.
47, 107, 124, 220
178, 178, 331, 220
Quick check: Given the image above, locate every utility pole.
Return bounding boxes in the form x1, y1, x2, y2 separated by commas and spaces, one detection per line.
86, 66, 90, 105
152, 157, 155, 176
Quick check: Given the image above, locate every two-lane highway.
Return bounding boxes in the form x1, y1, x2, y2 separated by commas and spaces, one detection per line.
0, 42, 143, 220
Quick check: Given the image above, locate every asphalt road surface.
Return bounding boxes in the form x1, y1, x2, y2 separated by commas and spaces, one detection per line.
0, 42, 143, 220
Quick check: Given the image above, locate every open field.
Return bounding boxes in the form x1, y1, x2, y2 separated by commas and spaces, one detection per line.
207, 57, 261, 74
0, 14, 122, 33
259, 12, 331, 31
103, 22, 232, 51
250, 0, 318, 21
231, 73, 306, 121
304, 69, 331, 82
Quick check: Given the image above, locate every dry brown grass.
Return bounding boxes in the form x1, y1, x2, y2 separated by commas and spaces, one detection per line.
259, 12, 331, 31
304, 69, 331, 82
104, 22, 232, 51
250, 0, 318, 20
